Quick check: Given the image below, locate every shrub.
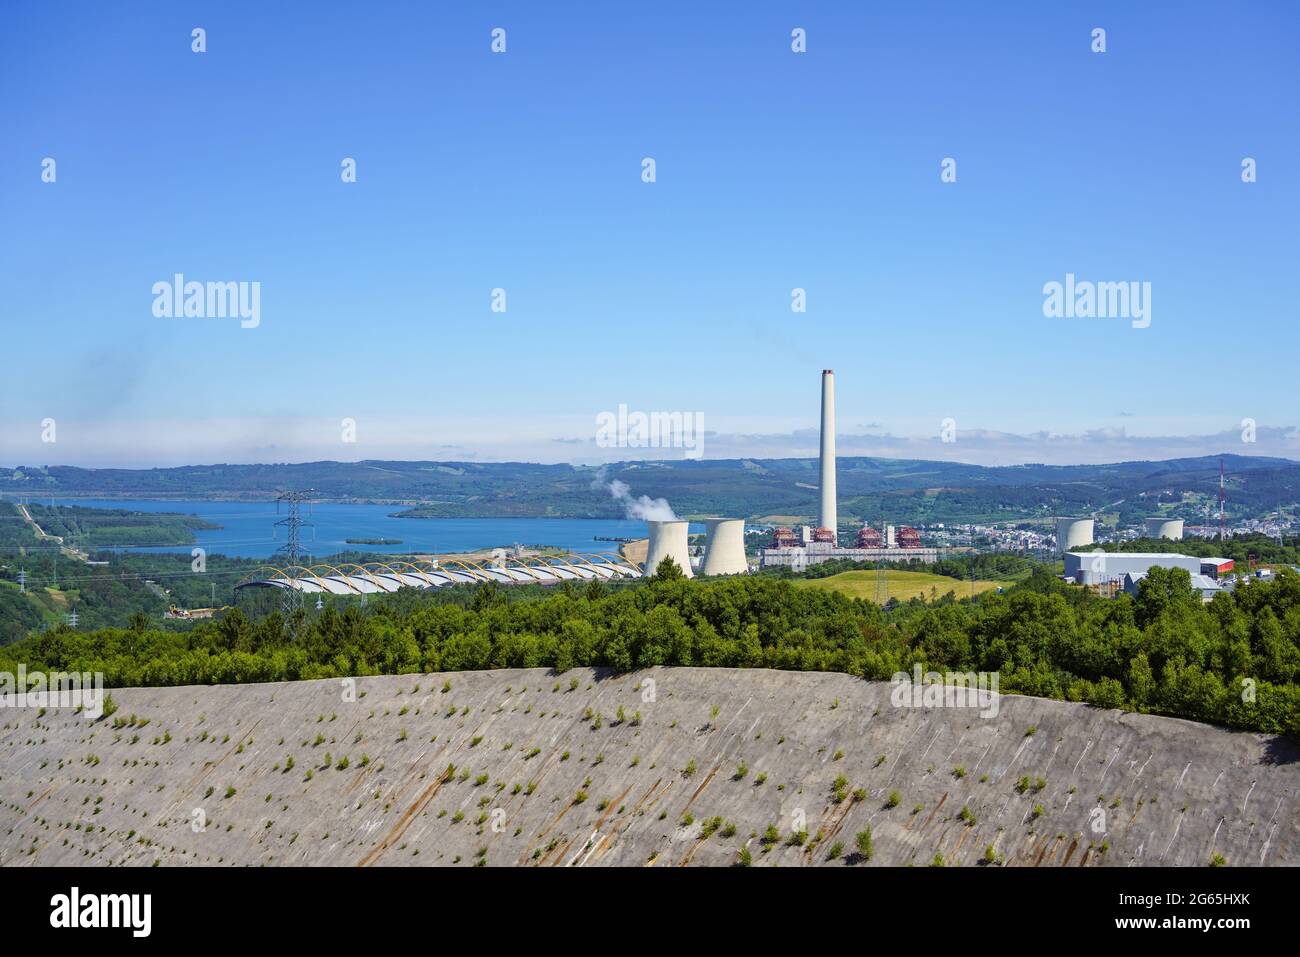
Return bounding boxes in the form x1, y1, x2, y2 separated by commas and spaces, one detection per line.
886, 790, 900, 808
855, 827, 873, 862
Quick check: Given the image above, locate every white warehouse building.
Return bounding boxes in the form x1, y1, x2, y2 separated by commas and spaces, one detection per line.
1064, 551, 1202, 586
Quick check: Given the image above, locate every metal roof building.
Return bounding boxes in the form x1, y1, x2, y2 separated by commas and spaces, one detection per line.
1065, 551, 1202, 586
236, 554, 642, 596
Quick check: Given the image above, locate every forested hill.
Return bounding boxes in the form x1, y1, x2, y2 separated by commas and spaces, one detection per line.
2, 454, 1297, 524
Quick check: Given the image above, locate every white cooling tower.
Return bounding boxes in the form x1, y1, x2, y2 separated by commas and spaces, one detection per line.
819, 369, 837, 542
700, 519, 748, 576
1055, 517, 1095, 555
644, 520, 693, 578
1144, 517, 1184, 540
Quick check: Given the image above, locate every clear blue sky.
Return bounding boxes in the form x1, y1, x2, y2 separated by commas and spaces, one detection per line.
2, 1, 1297, 467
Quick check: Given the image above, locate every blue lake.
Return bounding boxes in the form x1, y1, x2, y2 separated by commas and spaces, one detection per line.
42, 499, 689, 560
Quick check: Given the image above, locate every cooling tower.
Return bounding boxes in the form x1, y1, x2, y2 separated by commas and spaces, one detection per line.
700, 519, 748, 576
644, 520, 693, 578
819, 369, 837, 542
1055, 517, 1095, 555
1144, 517, 1184, 541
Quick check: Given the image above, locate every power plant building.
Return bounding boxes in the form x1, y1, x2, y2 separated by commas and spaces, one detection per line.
1144, 517, 1185, 540
818, 369, 837, 543
1064, 551, 1202, 586
1055, 518, 1095, 554
643, 520, 694, 578
759, 371, 940, 569
699, 518, 749, 575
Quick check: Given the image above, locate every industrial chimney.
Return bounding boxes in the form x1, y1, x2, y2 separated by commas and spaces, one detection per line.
700, 518, 748, 575
643, 520, 694, 578
819, 370, 837, 543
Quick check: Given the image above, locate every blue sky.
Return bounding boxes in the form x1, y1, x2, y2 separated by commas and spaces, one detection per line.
2, 1, 1297, 467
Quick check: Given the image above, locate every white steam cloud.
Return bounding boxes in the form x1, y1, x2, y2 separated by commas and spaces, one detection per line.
594, 475, 679, 521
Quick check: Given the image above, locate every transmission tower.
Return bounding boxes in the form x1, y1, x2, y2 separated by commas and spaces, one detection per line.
874, 514, 888, 604
274, 489, 316, 630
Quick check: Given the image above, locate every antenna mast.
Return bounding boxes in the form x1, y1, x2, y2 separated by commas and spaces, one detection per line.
1218, 458, 1225, 543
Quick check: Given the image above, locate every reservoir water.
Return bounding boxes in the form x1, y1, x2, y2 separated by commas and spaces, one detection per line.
39, 499, 688, 560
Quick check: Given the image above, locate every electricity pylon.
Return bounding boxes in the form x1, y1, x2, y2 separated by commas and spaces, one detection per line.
274, 489, 315, 634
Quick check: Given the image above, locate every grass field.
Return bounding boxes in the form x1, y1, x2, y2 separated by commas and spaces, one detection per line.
792, 569, 1004, 603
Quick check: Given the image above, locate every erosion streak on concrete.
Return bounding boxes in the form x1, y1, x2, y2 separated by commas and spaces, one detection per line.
0, 667, 1296, 868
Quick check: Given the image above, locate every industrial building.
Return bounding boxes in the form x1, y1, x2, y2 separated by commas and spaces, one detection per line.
1122, 571, 1223, 602
1064, 551, 1202, 585
238, 554, 643, 595
758, 371, 940, 570
641, 517, 752, 576
818, 369, 837, 542
644, 519, 694, 577
1064, 550, 1239, 602
699, 519, 748, 575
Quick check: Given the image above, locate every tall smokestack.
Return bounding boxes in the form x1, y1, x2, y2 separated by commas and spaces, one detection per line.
819, 369, 837, 542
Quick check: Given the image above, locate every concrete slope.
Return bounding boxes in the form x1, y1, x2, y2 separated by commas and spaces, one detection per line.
1, 667, 1296, 867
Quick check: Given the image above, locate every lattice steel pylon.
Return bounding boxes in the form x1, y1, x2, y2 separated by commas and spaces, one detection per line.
874, 515, 888, 604
274, 489, 316, 633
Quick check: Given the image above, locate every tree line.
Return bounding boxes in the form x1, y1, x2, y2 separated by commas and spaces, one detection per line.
2, 560, 1297, 740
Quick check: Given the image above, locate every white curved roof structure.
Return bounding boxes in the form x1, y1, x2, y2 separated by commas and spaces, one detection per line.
236, 554, 643, 595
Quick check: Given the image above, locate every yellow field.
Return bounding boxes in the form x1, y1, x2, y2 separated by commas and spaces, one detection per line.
792, 570, 1003, 603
